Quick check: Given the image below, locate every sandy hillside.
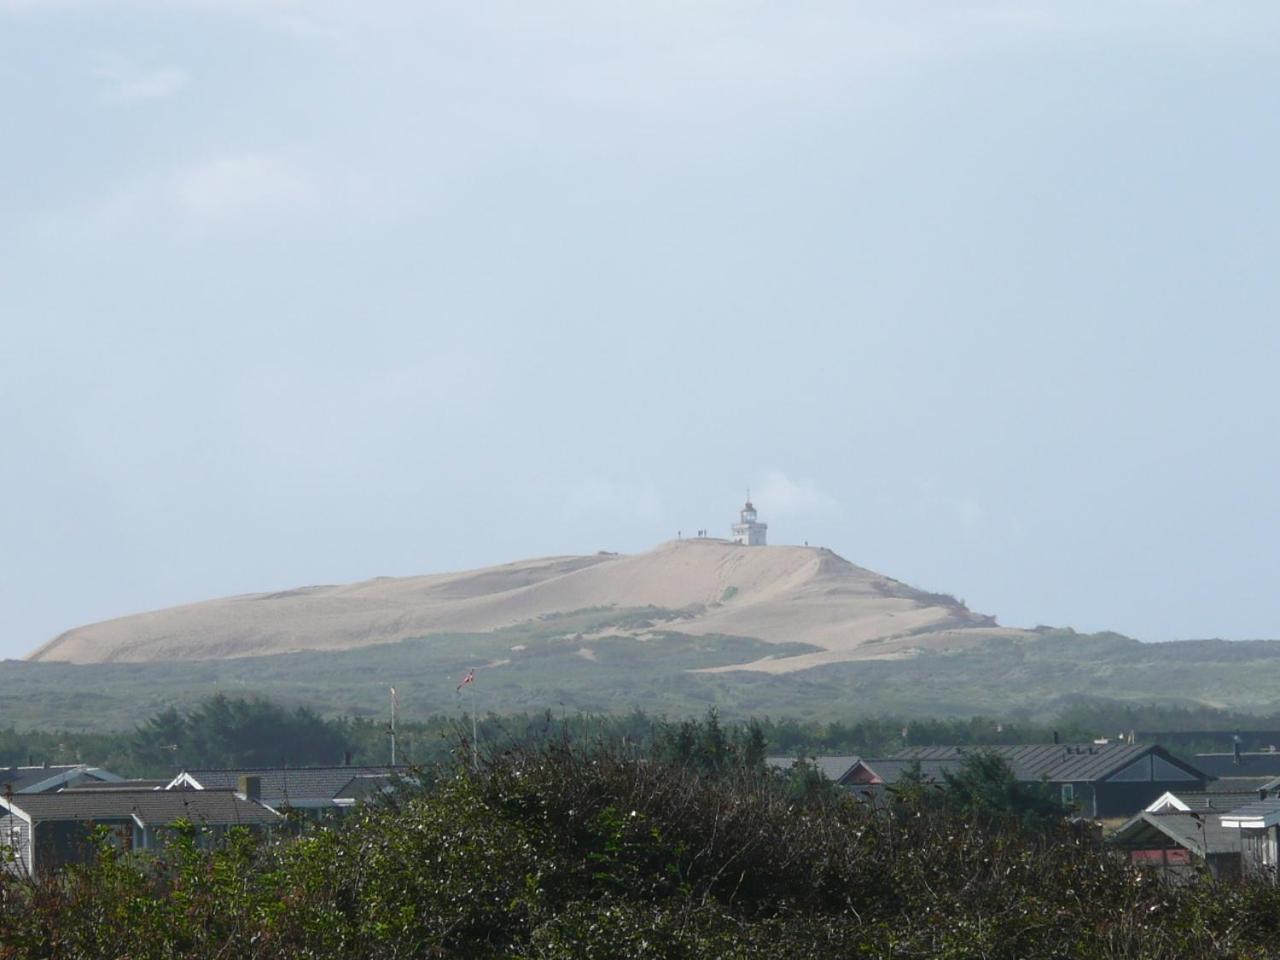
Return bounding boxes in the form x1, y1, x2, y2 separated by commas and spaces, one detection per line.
28, 540, 1030, 670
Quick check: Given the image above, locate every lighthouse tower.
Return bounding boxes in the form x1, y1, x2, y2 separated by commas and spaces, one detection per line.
731, 497, 768, 546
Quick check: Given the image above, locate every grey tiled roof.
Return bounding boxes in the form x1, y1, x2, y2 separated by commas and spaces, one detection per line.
857, 759, 962, 785
175, 766, 410, 805
765, 756, 861, 782
1151, 791, 1260, 813
1, 789, 281, 826
1110, 812, 1242, 857
1207, 776, 1274, 794
334, 774, 398, 801
60, 780, 168, 792
0, 765, 118, 793
891, 744, 1203, 783
1217, 797, 1280, 822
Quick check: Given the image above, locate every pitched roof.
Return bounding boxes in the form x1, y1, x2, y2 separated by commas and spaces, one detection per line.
1110, 812, 1242, 858
334, 774, 399, 802
1259, 774, 1280, 795
0, 765, 121, 793
1219, 797, 1280, 829
171, 766, 410, 805
0, 789, 281, 826
1206, 776, 1274, 794
891, 744, 1204, 783
1147, 791, 1260, 814
1194, 753, 1280, 778
60, 780, 168, 792
856, 758, 962, 785
764, 756, 861, 782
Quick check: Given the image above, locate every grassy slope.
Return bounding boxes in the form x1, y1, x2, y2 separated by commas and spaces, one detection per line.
5, 609, 1280, 731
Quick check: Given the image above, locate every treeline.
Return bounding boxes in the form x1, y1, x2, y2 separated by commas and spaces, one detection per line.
2, 727, 1278, 958
5, 694, 1279, 778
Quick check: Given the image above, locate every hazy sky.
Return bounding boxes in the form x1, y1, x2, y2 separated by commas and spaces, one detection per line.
3, 1, 1279, 660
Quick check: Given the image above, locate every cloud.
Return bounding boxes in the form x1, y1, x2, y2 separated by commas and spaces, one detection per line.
564, 477, 661, 521
169, 154, 315, 224
754, 471, 839, 518
232, 350, 500, 483
95, 56, 188, 103
909, 478, 990, 536
36, 151, 344, 245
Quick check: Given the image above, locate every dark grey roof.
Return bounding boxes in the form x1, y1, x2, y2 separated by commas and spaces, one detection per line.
1109, 812, 1242, 858
174, 766, 410, 805
1194, 753, 1280, 778
857, 758, 962, 785
0, 765, 118, 793
1206, 776, 1274, 794
1150, 791, 1260, 814
891, 744, 1204, 783
1259, 774, 1280, 795
1218, 797, 1280, 823
334, 774, 398, 801
60, 780, 167, 792
1, 789, 281, 826
764, 756, 861, 782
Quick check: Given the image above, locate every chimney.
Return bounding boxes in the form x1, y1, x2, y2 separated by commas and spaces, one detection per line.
238, 775, 262, 801
1052, 731, 1059, 745
42, 759, 49, 769
343, 751, 352, 767
1233, 736, 1242, 765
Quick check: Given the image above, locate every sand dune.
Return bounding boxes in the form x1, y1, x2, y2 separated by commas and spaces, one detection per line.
27, 540, 1029, 670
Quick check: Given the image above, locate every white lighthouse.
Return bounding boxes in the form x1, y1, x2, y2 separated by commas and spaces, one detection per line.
731, 497, 768, 546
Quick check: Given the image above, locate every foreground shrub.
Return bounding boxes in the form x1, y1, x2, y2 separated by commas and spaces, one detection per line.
3, 739, 1280, 958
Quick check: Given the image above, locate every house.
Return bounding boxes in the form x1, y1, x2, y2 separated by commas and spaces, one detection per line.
845, 758, 962, 787
765, 756, 862, 785
0, 788, 281, 879
1108, 811, 1243, 879
1206, 775, 1277, 796
0, 764, 123, 794
1145, 788, 1261, 815
1219, 798, 1280, 877
60, 779, 170, 793
166, 765, 410, 814
889, 744, 1210, 817
1194, 750, 1280, 781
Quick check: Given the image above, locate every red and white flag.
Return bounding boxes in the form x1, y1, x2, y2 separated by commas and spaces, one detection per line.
456, 669, 476, 693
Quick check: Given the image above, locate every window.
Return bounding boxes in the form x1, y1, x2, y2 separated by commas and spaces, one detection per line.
1061, 783, 1075, 805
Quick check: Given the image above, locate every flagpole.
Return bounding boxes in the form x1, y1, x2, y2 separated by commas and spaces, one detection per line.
470, 680, 478, 772
390, 686, 397, 766
456, 669, 479, 771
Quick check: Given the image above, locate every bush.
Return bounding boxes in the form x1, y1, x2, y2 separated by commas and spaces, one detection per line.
4, 736, 1280, 959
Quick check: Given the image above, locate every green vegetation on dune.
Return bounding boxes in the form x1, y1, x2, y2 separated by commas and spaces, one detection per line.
7, 616, 1280, 732
3, 606, 823, 730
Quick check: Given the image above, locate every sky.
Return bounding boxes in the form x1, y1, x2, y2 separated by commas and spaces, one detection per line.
2, 1, 1279, 660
